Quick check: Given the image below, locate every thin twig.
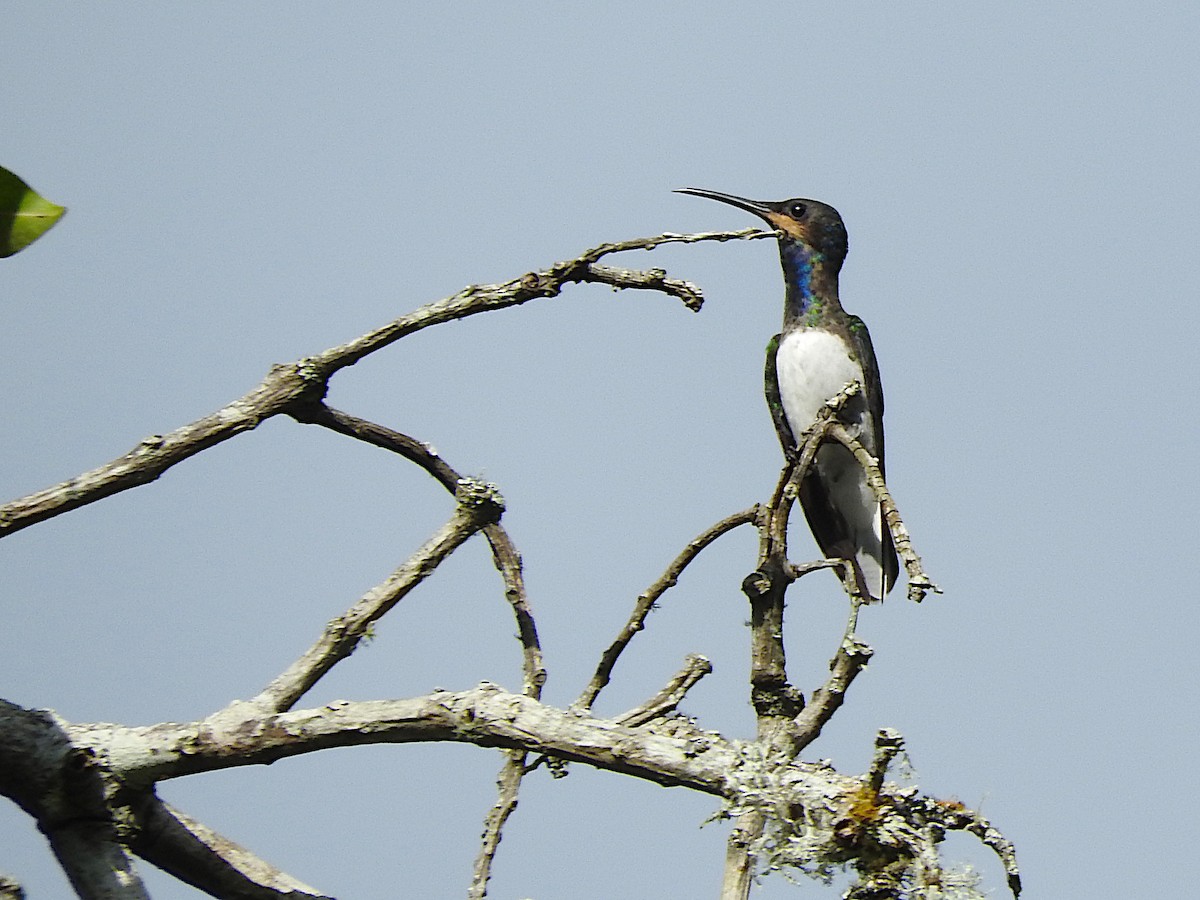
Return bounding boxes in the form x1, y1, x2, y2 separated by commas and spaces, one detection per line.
248, 481, 503, 713
308, 228, 772, 368
765, 380, 939, 603
573, 507, 758, 713
614, 654, 713, 727
766, 382, 860, 554
293, 403, 545, 697
864, 727, 906, 794
465, 531, 539, 896
933, 803, 1023, 897
573, 227, 775, 265
827, 422, 941, 602
293, 403, 460, 489
468, 750, 527, 900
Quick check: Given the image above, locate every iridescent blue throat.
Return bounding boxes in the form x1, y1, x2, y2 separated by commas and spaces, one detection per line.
779, 242, 825, 323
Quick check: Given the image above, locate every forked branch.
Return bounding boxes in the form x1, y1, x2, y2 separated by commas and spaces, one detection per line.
0, 229, 768, 540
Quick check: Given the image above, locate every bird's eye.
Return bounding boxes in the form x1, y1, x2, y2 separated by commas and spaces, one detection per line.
788, 202, 808, 218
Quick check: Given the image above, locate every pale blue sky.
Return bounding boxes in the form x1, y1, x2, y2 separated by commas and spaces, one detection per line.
3, 4, 1198, 897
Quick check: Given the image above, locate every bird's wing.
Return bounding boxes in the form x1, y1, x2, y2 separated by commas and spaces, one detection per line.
764, 333, 798, 458
845, 314, 885, 475
842, 312, 898, 596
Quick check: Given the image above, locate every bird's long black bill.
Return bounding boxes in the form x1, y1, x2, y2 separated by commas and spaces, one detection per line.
675, 187, 774, 219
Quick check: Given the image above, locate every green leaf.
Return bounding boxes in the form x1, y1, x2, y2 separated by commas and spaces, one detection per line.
0, 166, 66, 258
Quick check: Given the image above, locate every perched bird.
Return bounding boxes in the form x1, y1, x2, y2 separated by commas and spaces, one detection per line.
677, 188, 897, 601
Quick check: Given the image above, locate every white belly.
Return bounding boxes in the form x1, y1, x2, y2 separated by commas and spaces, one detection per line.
775, 330, 866, 439
776, 329, 889, 599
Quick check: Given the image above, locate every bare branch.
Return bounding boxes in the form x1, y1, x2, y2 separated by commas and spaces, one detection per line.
0, 229, 764, 540
614, 654, 713, 727
827, 421, 941, 602
287, 407, 547, 897
0, 701, 150, 899
574, 507, 758, 712
720, 809, 765, 900
0, 221, 1017, 899
248, 479, 504, 713
49, 825, 150, 900
133, 798, 332, 899
0, 363, 325, 539
482, 522, 542, 697
468, 751, 527, 900
4, 689, 1018, 899
774, 562, 874, 752
292, 402, 460, 491
793, 636, 875, 752
307, 230, 759, 369
937, 804, 1023, 897
468, 519, 541, 897
865, 728, 907, 794
726, 382, 880, 895
758, 380, 939, 604
293, 403, 545, 698
127, 688, 741, 794
572, 227, 775, 264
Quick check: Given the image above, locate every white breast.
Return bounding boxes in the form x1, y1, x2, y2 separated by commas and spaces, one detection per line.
775, 330, 866, 439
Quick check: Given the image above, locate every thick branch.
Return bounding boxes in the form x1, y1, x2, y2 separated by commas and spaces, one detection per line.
49, 826, 150, 900
721, 810, 765, 900
0, 701, 149, 900
0, 364, 326, 539
3, 689, 1018, 898
123, 687, 742, 794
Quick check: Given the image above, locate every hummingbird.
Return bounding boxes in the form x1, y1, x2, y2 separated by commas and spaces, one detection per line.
677, 188, 897, 601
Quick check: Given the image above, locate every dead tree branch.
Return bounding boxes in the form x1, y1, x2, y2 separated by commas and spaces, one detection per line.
723, 380, 969, 898
132, 798, 332, 900
1, 230, 1017, 900
248, 478, 504, 714
574, 506, 759, 713
0, 229, 766, 540
2, 687, 1017, 898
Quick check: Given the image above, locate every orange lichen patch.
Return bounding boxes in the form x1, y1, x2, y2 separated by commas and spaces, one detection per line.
843, 783, 886, 824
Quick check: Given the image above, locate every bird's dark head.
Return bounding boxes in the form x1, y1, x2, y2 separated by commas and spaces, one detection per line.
676, 188, 848, 272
